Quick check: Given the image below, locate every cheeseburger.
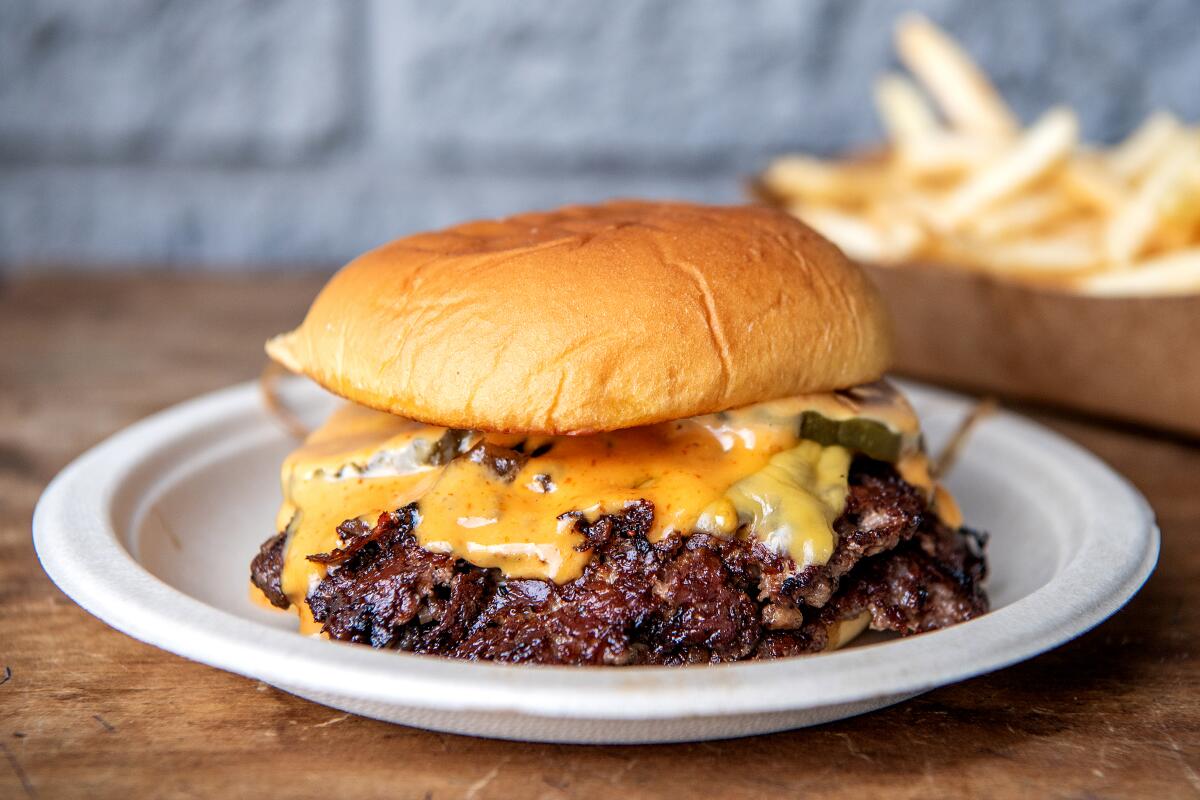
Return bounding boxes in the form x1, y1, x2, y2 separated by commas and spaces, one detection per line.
251, 200, 987, 665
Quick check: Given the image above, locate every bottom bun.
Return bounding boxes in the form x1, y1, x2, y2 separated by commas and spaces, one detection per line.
825, 612, 872, 651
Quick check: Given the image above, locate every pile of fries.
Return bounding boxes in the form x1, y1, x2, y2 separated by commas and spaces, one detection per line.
759, 14, 1200, 296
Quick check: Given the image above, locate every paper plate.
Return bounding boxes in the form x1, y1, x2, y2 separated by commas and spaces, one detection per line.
34, 378, 1158, 743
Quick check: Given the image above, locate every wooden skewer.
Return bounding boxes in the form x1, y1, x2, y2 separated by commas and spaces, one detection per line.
932, 396, 998, 479
259, 360, 311, 440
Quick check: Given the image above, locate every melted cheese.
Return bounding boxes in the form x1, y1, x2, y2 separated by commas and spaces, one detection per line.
276, 404, 443, 626
273, 382, 944, 620
414, 421, 837, 581
725, 440, 852, 566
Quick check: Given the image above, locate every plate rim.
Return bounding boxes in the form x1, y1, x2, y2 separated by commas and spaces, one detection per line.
33, 379, 1160, 721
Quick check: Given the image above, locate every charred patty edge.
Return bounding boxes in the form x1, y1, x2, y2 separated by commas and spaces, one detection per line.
250, 458, 989, 664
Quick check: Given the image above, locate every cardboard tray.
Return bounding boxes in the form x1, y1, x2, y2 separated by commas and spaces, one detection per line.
863, 263, 1200, 438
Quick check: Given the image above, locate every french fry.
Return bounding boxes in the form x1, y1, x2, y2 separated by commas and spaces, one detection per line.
937, 108, 1079, 229
1060, 156, 1126, 213
897, 131, 1002, 178
1106, 136, 1199, 263
759, 13, 1199, 296
1150, 168, 1200, 250
939, 229, 1104, 276
867, 206, 928, 261
889, 190, 945, 223
874, 74, 939, 143
894, 13, 1018, 137
760, 156, 886, 205
964, 191, 1077, 240
789, 205, 892, 263
1109, 112, 1183, 181
1077, 247, 1200, 296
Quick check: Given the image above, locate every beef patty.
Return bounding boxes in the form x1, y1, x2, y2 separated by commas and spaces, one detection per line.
252, 457, 987, 665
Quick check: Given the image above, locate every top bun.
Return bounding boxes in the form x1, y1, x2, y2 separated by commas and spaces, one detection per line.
267, 200, 891, 434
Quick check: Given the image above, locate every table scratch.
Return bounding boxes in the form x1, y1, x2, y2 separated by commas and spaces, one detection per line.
1154, 706, 1200, 794
464, 757, 510, 800
313, 713, 350, 728
835, 732, 874, 763
609, 757, 639, 784
1161, 729, 1200, 793
0, 742, 37, 799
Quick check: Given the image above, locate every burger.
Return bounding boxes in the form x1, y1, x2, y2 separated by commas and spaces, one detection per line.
251, 200, 987, 665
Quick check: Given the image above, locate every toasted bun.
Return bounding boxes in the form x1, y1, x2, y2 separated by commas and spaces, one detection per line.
826, 612, 872, 651
267, 200, 891, 433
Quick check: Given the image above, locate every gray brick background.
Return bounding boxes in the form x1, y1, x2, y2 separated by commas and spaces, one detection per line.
2, 0, 1198, 270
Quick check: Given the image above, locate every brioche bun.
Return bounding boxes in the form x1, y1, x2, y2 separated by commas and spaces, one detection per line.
267, 200, 891, 433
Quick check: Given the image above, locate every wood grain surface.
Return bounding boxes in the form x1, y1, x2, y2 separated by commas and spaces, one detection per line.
1, 274, 1197, 799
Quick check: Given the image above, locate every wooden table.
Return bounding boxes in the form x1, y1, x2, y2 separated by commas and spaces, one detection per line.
2, 275, 1197, 799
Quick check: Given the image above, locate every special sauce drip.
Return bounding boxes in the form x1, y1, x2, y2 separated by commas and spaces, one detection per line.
268, 384, 935, 630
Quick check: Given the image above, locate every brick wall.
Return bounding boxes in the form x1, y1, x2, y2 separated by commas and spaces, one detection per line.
1, 0, 1197, 269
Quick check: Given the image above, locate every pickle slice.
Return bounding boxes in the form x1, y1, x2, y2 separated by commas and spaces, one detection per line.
799, 411, 904, 463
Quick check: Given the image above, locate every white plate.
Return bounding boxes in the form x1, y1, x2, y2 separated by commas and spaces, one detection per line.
34, 379, 1158, 744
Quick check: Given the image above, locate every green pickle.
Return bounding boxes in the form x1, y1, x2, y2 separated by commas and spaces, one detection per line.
798, 411, 904, 463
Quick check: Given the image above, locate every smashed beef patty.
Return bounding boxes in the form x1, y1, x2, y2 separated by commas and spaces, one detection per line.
252, 458, 987, 664
250, 530, 289, 609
